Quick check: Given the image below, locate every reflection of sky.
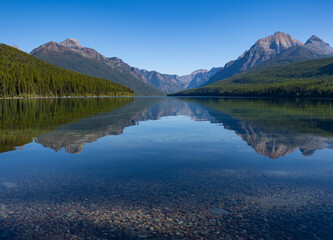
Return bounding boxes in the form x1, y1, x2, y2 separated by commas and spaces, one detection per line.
1, 115, 333, 183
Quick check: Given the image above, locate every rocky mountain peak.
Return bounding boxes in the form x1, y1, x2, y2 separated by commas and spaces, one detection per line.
305, 35, 324, 44
304, 35, 333, 56
59, 38, 82, 49
189, 69, 208, 76
239, 32, 303, 70
204, 32, 304, 86
256, 32, 304, 50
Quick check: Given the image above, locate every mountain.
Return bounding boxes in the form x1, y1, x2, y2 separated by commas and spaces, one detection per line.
305, 35, 333, 56
139, 70, 192, 93
107, 57, 147, 82
31, 38, 219, 94
259, 35, 333, 66
139, 68, 222, 93
205, 32, 304, 86
0, 44, 134, 98
30, 39, 164, 96
187, 67, 222, 89
170, 57, 333, 98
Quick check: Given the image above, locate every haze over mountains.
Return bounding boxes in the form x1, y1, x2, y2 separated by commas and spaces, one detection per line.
28, 32, 333, 95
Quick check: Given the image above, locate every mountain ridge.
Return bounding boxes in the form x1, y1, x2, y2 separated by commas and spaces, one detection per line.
31, 39, 164, 96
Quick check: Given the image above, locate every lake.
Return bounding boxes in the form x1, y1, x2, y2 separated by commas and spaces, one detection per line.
0, 97, 332, 239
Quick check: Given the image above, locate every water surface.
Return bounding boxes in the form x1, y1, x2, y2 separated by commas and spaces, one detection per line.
0, 97, 332, 239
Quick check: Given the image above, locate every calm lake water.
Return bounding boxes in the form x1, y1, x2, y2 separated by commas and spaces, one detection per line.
0, 97, 333, 239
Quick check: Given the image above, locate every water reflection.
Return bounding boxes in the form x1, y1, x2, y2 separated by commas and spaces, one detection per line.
1, 97, 333, 158
1, 97, 333, 239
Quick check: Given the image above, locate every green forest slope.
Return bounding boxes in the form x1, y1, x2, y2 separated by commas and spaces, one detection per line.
0, 44, 134, 98
171, 57, 333, 98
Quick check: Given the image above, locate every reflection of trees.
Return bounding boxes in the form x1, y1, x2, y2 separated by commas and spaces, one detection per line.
0, 98, 133, 153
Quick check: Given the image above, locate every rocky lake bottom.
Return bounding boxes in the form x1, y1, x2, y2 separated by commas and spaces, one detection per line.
0, 166, 332, 239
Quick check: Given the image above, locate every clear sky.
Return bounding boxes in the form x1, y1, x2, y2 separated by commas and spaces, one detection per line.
1, 0, 333, 75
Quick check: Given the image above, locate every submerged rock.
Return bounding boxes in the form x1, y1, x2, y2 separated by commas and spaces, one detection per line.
2, 182, 18, 189
209, 208, 230, 216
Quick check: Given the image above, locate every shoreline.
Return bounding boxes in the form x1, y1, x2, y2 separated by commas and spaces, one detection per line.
0, 95, 136, 100
2, 95, 332, 100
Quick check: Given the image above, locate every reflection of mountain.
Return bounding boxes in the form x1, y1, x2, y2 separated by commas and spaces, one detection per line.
190, 98, 333, 158
34, 98, 214, 153
221, 116, 332, 159
1, 98, 333, 158
34, 98, 333, 158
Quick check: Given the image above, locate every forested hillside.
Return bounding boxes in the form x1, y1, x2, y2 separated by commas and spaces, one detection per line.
0, 44, 134, 98
171, 57, 333, 98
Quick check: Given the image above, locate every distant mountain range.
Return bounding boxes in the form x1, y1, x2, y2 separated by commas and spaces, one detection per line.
138, 68, 218, 93
139, 32, 333, 92
139, 68, 223, 93
30, 38, 221, 94
28, 32, 333, 95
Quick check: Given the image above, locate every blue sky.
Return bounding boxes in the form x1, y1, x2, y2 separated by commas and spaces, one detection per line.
1, 0, 333, 75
